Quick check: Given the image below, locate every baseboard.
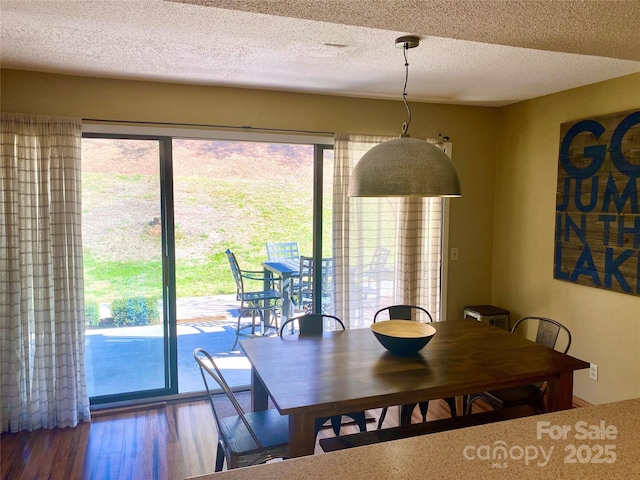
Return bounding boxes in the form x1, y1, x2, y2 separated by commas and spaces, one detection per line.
91, 401, 166, 418
572, 395, 592, 408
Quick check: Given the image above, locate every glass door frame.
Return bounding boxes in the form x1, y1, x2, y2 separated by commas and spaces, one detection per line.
311, 144, 332, 313
83, 132, 178, 405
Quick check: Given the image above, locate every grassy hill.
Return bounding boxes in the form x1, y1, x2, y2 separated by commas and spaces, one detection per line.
82, 137, 330, 304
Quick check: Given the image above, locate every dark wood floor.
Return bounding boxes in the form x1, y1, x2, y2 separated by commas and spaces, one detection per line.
0, 397, 493, 480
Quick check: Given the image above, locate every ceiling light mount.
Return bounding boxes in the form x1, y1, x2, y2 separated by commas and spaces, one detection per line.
395, 35, 420, 49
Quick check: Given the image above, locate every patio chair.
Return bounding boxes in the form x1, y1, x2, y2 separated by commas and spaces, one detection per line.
361, 247, 394, 299
266, 241, 300, 262
225, 249, 281, 350
465, 316, 572, 415
292, 256, 334, 314
266, 241, 301, 309
364, 247, 392, 281
279, 313, 368, 436
373, 305, 457, 429
194, 348, 289, 470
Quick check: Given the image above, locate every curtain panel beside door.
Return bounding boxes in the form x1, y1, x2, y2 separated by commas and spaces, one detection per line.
333, 133, 444, 327
1, 112, 91, 432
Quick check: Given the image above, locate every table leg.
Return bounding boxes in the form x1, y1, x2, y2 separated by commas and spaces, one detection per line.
281, 273, 291, 322
545, 371, 574, 412
251, 367, 268, 412
263, 269, 275, 333
455, 395, 467, 416
400, 403, 417, 425
288, 411, 317, 457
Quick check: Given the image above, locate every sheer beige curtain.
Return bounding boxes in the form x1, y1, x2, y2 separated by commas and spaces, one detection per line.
1, 112, 91, 432
333, 133, 444, 327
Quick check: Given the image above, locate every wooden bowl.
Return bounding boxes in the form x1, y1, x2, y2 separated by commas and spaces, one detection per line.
370, 320, 436, 356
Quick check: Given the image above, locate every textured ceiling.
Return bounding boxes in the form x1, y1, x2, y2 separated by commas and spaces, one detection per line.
184, 0, 640, 61
1, 0, 639, 107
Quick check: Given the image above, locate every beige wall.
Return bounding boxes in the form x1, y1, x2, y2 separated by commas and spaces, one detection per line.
494, 73, 640, 404
0, 68, 498, 323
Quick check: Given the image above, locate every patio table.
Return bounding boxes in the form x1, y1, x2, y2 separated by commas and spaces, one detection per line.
262, 260, 299, 323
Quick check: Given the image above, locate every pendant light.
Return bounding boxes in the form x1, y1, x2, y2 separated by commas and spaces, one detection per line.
348, 36, 461, 198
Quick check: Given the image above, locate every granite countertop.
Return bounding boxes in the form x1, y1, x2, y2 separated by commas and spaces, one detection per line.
187, 398, 640, 479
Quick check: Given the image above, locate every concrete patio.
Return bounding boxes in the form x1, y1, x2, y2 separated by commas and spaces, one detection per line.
85, 294, 261, 398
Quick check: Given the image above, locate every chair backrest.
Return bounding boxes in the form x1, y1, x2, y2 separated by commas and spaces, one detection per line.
266, 242, 300, 262
193, 348, 264, 450
225, 249, 244, 298
366, 247, 390, 272
511, 316, 572, 353
280, 313, 345, 337
298, 256, 334, 313
373, 305, 433, 323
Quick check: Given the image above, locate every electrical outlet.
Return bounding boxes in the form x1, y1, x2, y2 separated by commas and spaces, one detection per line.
589, 363, 598, 381
451, 248, 459, 261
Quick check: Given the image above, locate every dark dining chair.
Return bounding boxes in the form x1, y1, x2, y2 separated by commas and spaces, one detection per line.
225, 249, 281, 349
466, 316, 572, 415
194, 348, 289, 471
279, 313, 368, 436
373, 304, 433, 323
373, 305, 457, 429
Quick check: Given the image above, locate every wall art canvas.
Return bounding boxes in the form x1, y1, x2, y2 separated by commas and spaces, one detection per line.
554, 109, 640, 296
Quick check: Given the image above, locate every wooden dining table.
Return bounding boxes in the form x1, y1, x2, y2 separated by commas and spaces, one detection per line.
240, 319, 589, 458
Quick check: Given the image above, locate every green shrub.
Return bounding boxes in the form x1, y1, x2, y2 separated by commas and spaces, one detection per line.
84, 301, 100, 328
111, 297, 159, 327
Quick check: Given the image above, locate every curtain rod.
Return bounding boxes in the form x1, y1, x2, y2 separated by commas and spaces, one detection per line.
82, 118, 334, 136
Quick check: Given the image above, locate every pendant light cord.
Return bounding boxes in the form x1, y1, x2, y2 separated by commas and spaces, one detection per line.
401, 42, 412, 135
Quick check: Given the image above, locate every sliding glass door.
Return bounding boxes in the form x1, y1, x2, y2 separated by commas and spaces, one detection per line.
82, 135, 175, 402
82, 130, 332, 401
